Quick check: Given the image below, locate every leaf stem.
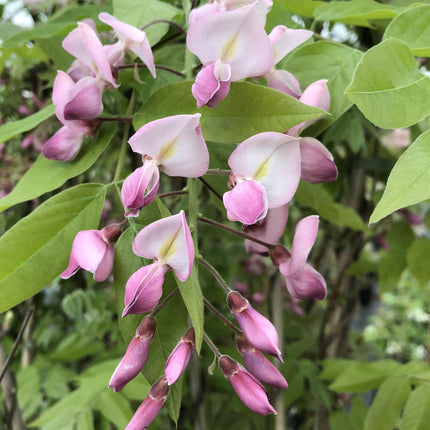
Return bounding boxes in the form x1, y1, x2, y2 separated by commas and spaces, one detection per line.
198, 217, 276, 250
150, 288, 179, 317
198, 177, 223, 201
206, 169, 231, 176
141, 19, 186, 36
203, 333, 222, 358
117, 64, 185, 78
204, 298, 241, 335
198, 258, 231, 294
99, 116, 133, 122
158, 190, 188, 199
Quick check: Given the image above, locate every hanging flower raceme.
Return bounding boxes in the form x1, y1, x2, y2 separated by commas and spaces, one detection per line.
98, 12, 156, 77
61, 224, 121, 282
123, 211, 194, 316
219, 355, 276, 415
270, 215, 327, 300
187, 4, 273, 108
264, 25, 313, 97
235, 334, 288, 389
223, 132, 301, 225
165, 327, 196, 385
61, 21, 118, 120
227, 291, 282, 361
42, 71, 100, 161
122, 114, 209, 217
126, 376, 170, 430
109, 316, 156, 392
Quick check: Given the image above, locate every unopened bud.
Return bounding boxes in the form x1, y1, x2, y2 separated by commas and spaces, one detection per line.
101, 223, 122, 244
269, 244, 290, 266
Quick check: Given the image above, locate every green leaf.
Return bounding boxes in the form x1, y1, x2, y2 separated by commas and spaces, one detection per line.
295, 182, 368, 231
76, 410, 94, 430
370, 129, 430, 223
384, 5, 430, 56
277, 0, 324, 17
134, 81, 327, 144
281, 41, 363, 136
0, 183, 106, 312
350, 396, 368, 429
113, 0, 181, 46
400, 385, 430, 430
364, 376, 411, 430
94, 391, 133, 429
0, 104, 55, 145
17, 366, 43, 420
320, 359, 357, 380
407, 239, 430, 286
313, 0, 403, 27
330, 411, 356, 430
0, 123, 116, 213
346, 38, 430, 129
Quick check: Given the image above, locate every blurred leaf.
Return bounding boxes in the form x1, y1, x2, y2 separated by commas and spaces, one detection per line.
134, 81, 326, 144
346, 39, 430, 129
350, 396, 368, 429
313, 0, 402, 27
0, 104, 55, 145
121, 373, 151, 401
0, 123, 116, 212
364, 376, 410, 430
76, 410, 94, 430
295, 182, 368, 231
370, 129, 430, 223
320, 359, 357, 380
282, 42, 363, 136
407, 239, 430, 286
0, 22, 22, 41
17, 366, 43, 420
0, 184, 106, 312
400, 385, 430, 430
50, 332, 104, 362
330, 411, 356, 430
94, 391, 133, 429
384, 5, 430, 56
284, 371, 305, 406
277, 0, 324, 17
44, 366, 74, 400
113, 0, 181, 46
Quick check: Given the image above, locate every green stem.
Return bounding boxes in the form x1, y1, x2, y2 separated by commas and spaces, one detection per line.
183, 0, 194, 80
203, 333, 222, 358
204, 298, 242, 335
113, 90, 137, 183
150, 288, 179, 317
188, 178, 199, 258
198, 258, 231, 294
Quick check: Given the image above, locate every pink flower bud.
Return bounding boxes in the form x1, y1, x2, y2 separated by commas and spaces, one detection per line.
101, 223, 122, 244
109, 316, 156, 392
219, 355, 276, 415
61, 229, 114, 282
227, 291, 282, 361
236, 334, 288, 388
125, 376, 170, 430
165, 327, 195, 385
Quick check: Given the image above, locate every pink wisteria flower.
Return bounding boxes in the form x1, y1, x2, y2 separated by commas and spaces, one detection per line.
165, 327, 195, 385
264, 25, 313, 97
219, 355, 276, 415
126, 376, 170, 430
61, 224, 121, 282
236, 334, 288, 389
227, 291, 282, 361
122, 114, 209, 217
223, 132, 300, 225
98, 12, 156, 77
271, 215, 327, 300
187, 4, 273, 108
123, 211, 194, 316
109, 316, 156, 392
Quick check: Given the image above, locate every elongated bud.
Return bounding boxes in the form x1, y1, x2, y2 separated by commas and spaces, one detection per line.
101, 223, 122, 244
125, 376, 169, 430
219, 355, 276, 415
109, 316, 156, 392
165, 327, 196, 385
227, 291, 282, 361
236, 334, 288, 389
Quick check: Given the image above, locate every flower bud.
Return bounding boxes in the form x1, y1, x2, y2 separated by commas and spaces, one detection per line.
165, 327, 195, 385
109, 316, 156, 392
101, 223, 122, 244
219, 355, 276, 415
236, 334, 288, 388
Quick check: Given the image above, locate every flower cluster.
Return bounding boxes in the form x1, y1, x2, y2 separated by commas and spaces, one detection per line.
57, 2, 338, 427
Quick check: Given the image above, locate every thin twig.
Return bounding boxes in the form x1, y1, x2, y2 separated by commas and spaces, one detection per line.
117, 63, 185, 78
141, 19, 186, 36
0, 309, 33, 383
158, 190, 188, 199
99, 116, 133, 122
203, 333, 222, 358
198, 177, 223, 201
206, 169, 231, 176
150, 288, 179, 317
198, 216, 276, 250
198, 258, 231, 294
204, 298, 242, 335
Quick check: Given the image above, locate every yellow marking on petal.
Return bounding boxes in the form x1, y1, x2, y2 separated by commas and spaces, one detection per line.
157, 137, 177, 163
158, 227, 181, 262
254, 158, 270, 181
220, 36, 238, 62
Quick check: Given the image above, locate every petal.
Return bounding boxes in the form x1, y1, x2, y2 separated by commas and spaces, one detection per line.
187, 4, 273, 80
223, 180, 268, 225
285, 263, 327, 300
123, 263, 167, 316
63, 26, 95, 74
125, 397, 163, 430
281, 215, 319, 277
71, 230, 107, 274
265, 69, 301, 98
67, 59, 92, 82
268, 26, 313, 65
244, 204, 289, 254
52, 71, 75, 114
192, 63, 222, 108
61, 250, 80, 279
129, 114, 209, 177
228, 132, 301, 207
300, 137, 338, 183
132, 211, 194, 282
121, 163, 160, 217
104, 41, 125, 66
42, 126, 85, 161
94, 245, 114, 282
64, 77, 104, 121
